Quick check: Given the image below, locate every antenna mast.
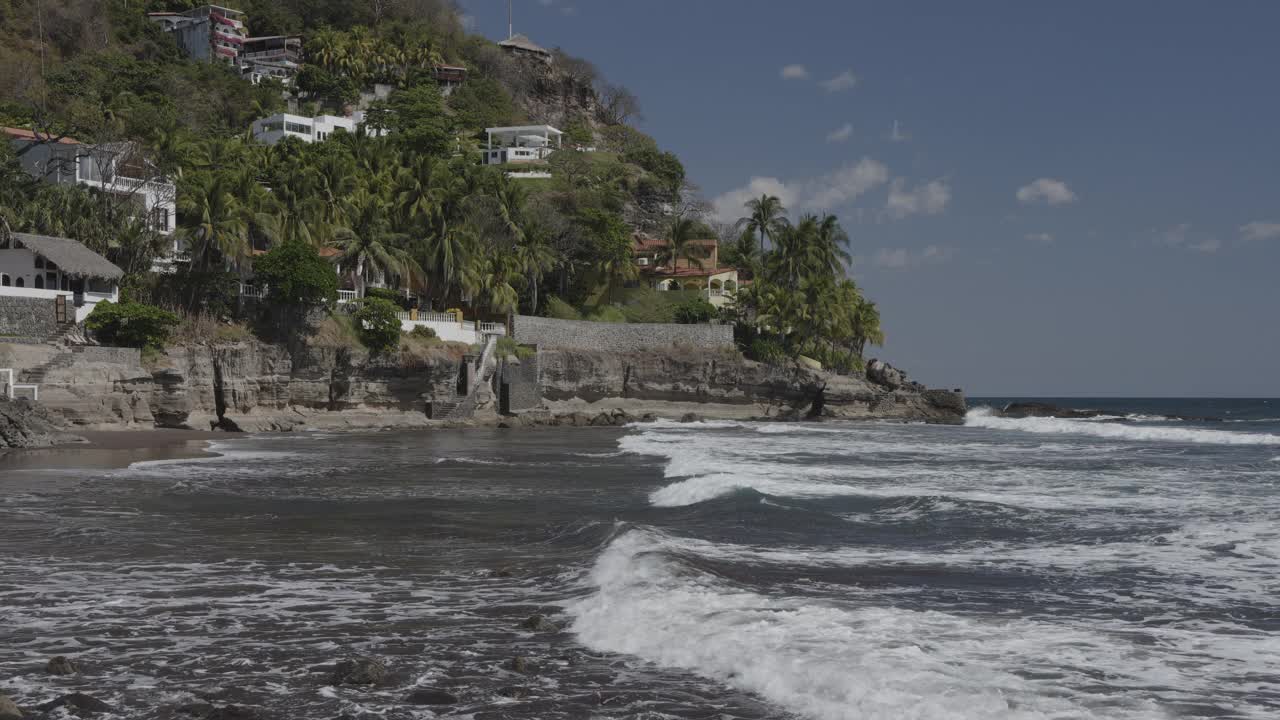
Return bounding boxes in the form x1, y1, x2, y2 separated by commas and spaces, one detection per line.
508, 0, 513, 40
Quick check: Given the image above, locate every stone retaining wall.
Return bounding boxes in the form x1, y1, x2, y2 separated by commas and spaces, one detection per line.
499, 351, 540, 414
0, 296, 57, 339
71, 346, 142, 365
511, 315, 734, 353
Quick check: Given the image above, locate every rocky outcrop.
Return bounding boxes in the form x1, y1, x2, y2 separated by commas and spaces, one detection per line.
329, 657, 388, 687
0, 397, 79, 448
537, 348, 965, 424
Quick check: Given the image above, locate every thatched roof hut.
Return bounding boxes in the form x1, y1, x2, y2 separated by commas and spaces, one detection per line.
10, 233, 123, 280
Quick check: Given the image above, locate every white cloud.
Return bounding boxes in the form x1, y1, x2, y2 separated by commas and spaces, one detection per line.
1024, 232, 1054, 244
780, 64, 809, 80
886, 178, 951, 218
821, 69, 857, 92
874, 245, 954, 269
710, 158, 889, 223
825, 123, 853, 143
710, 177, 800, 224
1016, 178, 1077, 206
1189, 238, 1222, 254
888, 120, 909, 143
806, 159, 891, 209
1241, 221, 1280, 242
1156, 223, 1191, 247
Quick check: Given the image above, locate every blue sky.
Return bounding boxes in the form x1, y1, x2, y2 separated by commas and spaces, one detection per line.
458, 1, 1280, 396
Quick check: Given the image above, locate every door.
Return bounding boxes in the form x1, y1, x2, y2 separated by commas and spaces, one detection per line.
54, 294, 68, 324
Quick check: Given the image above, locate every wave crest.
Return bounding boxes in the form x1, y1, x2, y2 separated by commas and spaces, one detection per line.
966, 407, 1280, 445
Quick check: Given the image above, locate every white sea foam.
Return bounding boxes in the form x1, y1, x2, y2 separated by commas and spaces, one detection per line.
966, 407, 1280, 445
567, 529, 1234, 720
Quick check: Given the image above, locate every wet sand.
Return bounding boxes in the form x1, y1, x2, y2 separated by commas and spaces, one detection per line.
0, 429, 226, 474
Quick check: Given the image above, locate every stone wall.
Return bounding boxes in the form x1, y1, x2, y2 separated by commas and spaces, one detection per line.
70, 346, 141, 365
0, 296, 57, 338
512, 315, 734, 353
498, 351, 540, 414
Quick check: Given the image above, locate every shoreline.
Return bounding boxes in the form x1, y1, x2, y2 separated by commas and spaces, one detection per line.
0, 428, 223, 472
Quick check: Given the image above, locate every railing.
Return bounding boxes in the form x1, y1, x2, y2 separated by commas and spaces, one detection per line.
337, 289, 360, 303
239, 283, 267, 298
478, 321, 506, 335
0, 369, 38, 401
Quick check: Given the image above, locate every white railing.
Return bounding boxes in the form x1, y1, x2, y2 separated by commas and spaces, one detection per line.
238, 283, 267, 298
0, 369, 38, 401
337, 289, 360, 303
478, 321, 506, 336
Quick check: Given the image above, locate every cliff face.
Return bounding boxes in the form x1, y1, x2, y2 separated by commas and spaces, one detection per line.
2, 339, 963, 433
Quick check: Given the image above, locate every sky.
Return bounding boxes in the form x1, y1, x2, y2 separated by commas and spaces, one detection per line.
457, 0, 1280, 396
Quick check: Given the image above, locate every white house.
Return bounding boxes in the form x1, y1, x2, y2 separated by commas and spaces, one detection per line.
0, 232, 123, 323
481, 125, 563, 166
4, 128, 184, 270
250, 112, 383, 145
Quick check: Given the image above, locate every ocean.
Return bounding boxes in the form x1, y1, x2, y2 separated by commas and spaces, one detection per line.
1, 398, 1278, 719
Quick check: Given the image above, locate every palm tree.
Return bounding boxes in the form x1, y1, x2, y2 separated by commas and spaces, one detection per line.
333, 189, 423, 297
178, 172, 249, 272
737, 194, 789, 256
850, 297, 885, 358
514, 223, 559, 315
656, 217, 707, 271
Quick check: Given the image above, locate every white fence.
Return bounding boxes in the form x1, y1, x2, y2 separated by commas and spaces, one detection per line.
0, 368, 38, 401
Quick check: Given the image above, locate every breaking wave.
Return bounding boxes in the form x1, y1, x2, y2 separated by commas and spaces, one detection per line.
966, 407, 1280, 445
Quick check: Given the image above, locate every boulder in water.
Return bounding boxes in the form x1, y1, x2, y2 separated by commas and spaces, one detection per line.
678, 412, 703, 423
404, 688, 458, 705
46, 655, 79, 675
509, 656, 537, 673
329, 657, 388, 686
0, 694, 21, 720
39, 692, 113, 715
519, 614, 559, 632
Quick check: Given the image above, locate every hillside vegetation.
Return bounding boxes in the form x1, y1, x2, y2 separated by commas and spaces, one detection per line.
0, 0, 885, 369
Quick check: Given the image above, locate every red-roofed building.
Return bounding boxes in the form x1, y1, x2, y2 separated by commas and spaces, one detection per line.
632, 233, 739, 307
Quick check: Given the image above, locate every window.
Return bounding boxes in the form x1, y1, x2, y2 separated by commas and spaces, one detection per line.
284, 122, 313, 135
150, 206, 170, 232
1, 274, 8, 286
34, 275, 44, 289
15, 277, 23, 287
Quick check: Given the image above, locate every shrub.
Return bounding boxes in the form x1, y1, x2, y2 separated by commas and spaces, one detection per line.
673, 298, 716, 324
353, 298, 401, 354
408, 325, 437, 339
746, 337, 786, 366
619, 287, 677, 324
586, 305, 627, 323
544, 296, 582, 320
253, 239, 339, 307
85, 301, 179, 350
366, 286, 411, 310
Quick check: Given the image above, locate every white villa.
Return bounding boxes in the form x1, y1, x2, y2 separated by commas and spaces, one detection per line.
250, 112, 383, 145
482, 125, 563, 166
4, 128, 184, 269
0, 233, 123, 322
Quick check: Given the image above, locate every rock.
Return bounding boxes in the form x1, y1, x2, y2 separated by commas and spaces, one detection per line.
496, 685, 530, 699
404, 689, 458, 705
46, 655, 79, 675
865, 359, 905, 390
519, 614, 559, 632
329, 657, 388, 686
678, 412, 702, 423
0, 397, 80, 449
0, 694, 21, 720
178, 703, 269, 720
999, 402, 1107, 419
796, 355, 823, 371
38, 692, 113, 715
509, 656, 536, 673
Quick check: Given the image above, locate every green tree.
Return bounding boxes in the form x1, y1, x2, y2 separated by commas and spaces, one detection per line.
85, 300, 179, 350
353, 296, 401, 353
253, 238, 339, 307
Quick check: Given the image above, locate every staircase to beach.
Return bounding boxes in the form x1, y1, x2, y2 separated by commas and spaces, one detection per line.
437, 333, 500, 422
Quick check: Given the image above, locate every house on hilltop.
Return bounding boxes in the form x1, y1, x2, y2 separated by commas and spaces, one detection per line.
481, 125, 563, 176
148, 5, 248, 65
250, 112, 383, 145
633, 234, 739, 308
498, 33, 552, 63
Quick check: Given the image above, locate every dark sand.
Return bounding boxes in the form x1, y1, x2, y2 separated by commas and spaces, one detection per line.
0, 428, 228, 474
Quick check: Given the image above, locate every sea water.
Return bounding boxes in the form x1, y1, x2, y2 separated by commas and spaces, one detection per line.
1, 399, 1277, 718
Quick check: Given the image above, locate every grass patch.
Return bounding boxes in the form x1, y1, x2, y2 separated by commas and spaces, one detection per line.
398, 332, 469, 368
310, 314, 365, 350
